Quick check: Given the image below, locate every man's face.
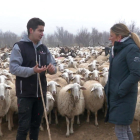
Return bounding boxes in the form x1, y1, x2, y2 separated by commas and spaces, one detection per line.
30, 25, 44, 43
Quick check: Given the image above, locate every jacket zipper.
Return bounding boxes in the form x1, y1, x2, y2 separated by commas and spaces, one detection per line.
34, 46, 38, 97
20, 80, 22, 94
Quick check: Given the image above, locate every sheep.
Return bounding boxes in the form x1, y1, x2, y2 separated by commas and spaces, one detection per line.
79, 58, 86, 64
88, 60, 98, 71
57, 83, 86, 136
89, 70, 100, 81
57, 63, 68, 72
96, 55, 108, 65
76, 68, 85, 74
47, 77, 67, 124
67, 68, 77, 73
99, 72, 109, 87
67, 59, 77, 69
46, 92, 55, 123
47, 81, 61, 124
134, 94, 140, 133
82, 69, 92, 81
0, 83, 12, 136
40, 92, 55, 131
7, 83, 17, 131
7, 93, 17, 130
71, 74, 85, 86
83, 80, 104, 126
3, 62, 9, 69
78, 63, 89, 70
59, 72, 70, 84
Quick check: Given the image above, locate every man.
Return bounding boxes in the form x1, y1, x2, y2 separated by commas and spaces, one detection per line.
10, 18, 57, 140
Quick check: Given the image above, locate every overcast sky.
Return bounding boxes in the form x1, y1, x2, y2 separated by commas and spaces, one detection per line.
0, 0, 140, 36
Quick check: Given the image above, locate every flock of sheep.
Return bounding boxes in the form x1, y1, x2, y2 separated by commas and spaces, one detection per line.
0, 46, 140, 137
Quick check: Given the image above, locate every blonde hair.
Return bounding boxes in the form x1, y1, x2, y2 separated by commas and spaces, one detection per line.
111, 23, 140, 49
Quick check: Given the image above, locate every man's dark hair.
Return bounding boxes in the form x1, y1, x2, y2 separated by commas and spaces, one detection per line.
27, 18, 45, 35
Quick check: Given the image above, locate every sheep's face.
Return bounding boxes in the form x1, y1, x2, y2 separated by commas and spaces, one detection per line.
58, 64, 64, 72
47, 81, 61, 95
68, 83, 86, 102
91, 84, 104, 99
0, 83, 11, 100
46, 93, 55, 112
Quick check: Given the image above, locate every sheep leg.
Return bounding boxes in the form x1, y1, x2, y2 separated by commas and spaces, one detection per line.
137, 121, 140, 133
70, 117, 74, 134
6, 114, 8, 121
7, 110, 12, 131
66, 117, 70, 137
0, 117, 3, 136
77, 115, 80, 124
86, 110, 90, 122
95, 111, 98, 126
54, 108, 58, 124
11, 111, 14, 128
39, 117, 44, 131
49, 112, 51, 124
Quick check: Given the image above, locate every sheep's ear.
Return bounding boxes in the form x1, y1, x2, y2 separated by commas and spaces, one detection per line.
88, 64, 91, 67
67, 88, 72, 93
80, 77, 85, 81
71, 77, 75, 81
61, 70, 65, 73
80, 86, 86, 90
89, 72, 93, 76
47, 83, 50, 87
99, 73, 103, 77
91, 87, 95, 92
99, 72, 103, 75
56, 83, 61, 87
50, 95, 55, 101
5, 84, 12, 89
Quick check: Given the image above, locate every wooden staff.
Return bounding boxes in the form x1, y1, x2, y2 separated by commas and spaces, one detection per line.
36, 62, 52, 140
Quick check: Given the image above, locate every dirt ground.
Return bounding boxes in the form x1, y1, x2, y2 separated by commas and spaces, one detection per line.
1, 111, 140, 140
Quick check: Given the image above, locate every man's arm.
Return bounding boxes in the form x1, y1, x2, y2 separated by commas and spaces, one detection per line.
10, 44, 35, 77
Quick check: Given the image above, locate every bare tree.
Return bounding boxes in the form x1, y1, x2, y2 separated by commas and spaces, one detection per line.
55, 27, 74, 46
90, 28, 102, 46
46, 34, 59, 47
2, 31, 19, 48
75, 28, 90, 47
128, 21, 140, 36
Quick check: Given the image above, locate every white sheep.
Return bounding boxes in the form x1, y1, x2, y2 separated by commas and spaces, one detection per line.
47, 81, 61, 124
99, 72, 109, 87
0, 83, 12, 136
71, 74, 85, 86
83, 80, 104, 126
88, 60, 98, 71
60, 72, 69, 84
7, 83, 17, 131
40, 92, 55, 131
57, 83, 86, 136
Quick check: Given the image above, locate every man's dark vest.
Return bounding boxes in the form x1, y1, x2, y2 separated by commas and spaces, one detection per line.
15, 41, 47, 97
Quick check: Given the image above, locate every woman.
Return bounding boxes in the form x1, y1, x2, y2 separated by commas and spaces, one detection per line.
105, 23, 140, 140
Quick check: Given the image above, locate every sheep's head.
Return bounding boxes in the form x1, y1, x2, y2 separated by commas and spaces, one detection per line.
67, 83, 86, 102
91, 84, 104, 99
